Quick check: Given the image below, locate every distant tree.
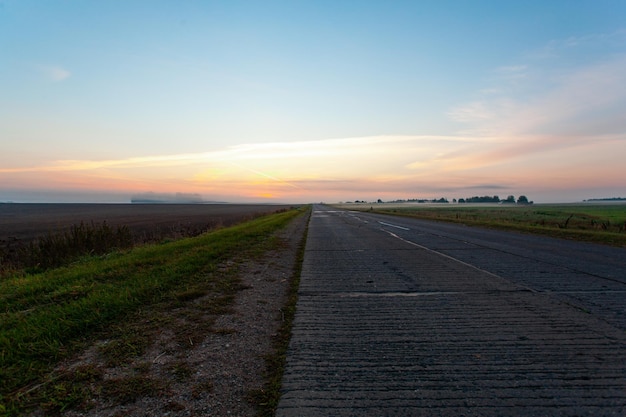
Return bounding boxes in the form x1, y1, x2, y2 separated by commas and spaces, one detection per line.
377, 199, 383, 203
458, 198, 466, 203
465, 195, 500, 203
585, 197, 626, 202
452, 198, 457, 203
504, 195, 516, 203
517, 195, 529, 204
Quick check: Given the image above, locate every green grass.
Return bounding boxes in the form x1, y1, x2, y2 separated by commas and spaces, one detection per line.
0, 208, 304, 416
344, 203, 626, 247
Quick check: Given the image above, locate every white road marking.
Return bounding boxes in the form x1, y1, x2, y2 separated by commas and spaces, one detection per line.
378, 221, 410, 231
382, 229, 538, 293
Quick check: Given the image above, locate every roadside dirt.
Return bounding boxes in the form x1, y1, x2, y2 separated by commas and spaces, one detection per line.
32, 211, 309, 417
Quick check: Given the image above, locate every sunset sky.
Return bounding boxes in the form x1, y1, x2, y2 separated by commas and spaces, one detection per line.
1, 1, 625, 203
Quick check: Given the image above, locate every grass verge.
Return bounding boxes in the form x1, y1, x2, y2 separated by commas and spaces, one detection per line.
249, 209, 309, 417
0, 208, 304, 416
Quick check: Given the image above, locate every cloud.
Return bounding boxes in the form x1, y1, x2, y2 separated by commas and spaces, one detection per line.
40, 65, 71, 81
495, 65, 527, 73
447, 49, 626, 166
0, 135, 471, 191
538, 29, 626, 57
2, 129, 624, 203
130, 192, 205, 203
451, 27, 626, 138
493, 65, 528, 81
447, 101, 496, 123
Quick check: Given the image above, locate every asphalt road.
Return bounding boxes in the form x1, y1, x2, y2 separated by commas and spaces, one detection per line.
276, 205, 626, 416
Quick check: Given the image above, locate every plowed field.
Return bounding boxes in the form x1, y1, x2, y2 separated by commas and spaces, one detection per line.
0, 203, 294, 242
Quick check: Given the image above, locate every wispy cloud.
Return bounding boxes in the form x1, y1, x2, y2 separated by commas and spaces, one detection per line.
2, 129, 624, 202
40, 65, 71, 81
493, 65, 528, 81
538, 29, 626, 57
447, 101, 496, 123
475, 55, 625, 137
0, 135, 469, 191
447, 27, 626, 168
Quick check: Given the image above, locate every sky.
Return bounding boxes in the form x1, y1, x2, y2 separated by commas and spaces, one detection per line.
1, 1, 625, 204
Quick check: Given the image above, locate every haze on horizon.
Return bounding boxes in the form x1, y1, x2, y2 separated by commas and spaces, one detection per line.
1, 1, 625, 204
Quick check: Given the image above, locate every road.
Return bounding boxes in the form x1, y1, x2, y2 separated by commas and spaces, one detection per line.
276, 205, 626, 416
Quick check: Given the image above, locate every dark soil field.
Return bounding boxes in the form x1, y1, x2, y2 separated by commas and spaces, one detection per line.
0, 203, 295, 242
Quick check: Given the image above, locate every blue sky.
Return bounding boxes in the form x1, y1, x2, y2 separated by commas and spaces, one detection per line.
1, 1, 625, 203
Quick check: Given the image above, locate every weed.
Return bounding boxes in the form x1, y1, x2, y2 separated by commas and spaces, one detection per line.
101, 375, 166, 404
98, 329, 152, 367
22, 221, 133, 272
557, 214, 574, 229
167, 361, 193, 381
174, 287, 208, 302
8, 364, 104, 416
39, 380, 93, 413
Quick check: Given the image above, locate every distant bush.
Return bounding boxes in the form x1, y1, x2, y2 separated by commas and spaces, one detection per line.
2, 222, 134, 273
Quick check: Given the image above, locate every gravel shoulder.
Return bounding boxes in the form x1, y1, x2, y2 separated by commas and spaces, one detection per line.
36, 210, 309, 417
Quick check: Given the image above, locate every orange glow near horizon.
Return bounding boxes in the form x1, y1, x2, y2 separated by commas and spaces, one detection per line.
2, 134, 625, 203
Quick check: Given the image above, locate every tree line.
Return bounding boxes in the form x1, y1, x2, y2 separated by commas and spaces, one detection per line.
348, 195, 533, 204
458, 195, 532, 204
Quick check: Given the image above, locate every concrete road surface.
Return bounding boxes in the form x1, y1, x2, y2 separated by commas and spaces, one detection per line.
276, 205, 626, 416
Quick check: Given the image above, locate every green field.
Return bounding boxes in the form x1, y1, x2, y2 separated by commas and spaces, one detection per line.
338, 203, 626, 247
0, 208, 305, 416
